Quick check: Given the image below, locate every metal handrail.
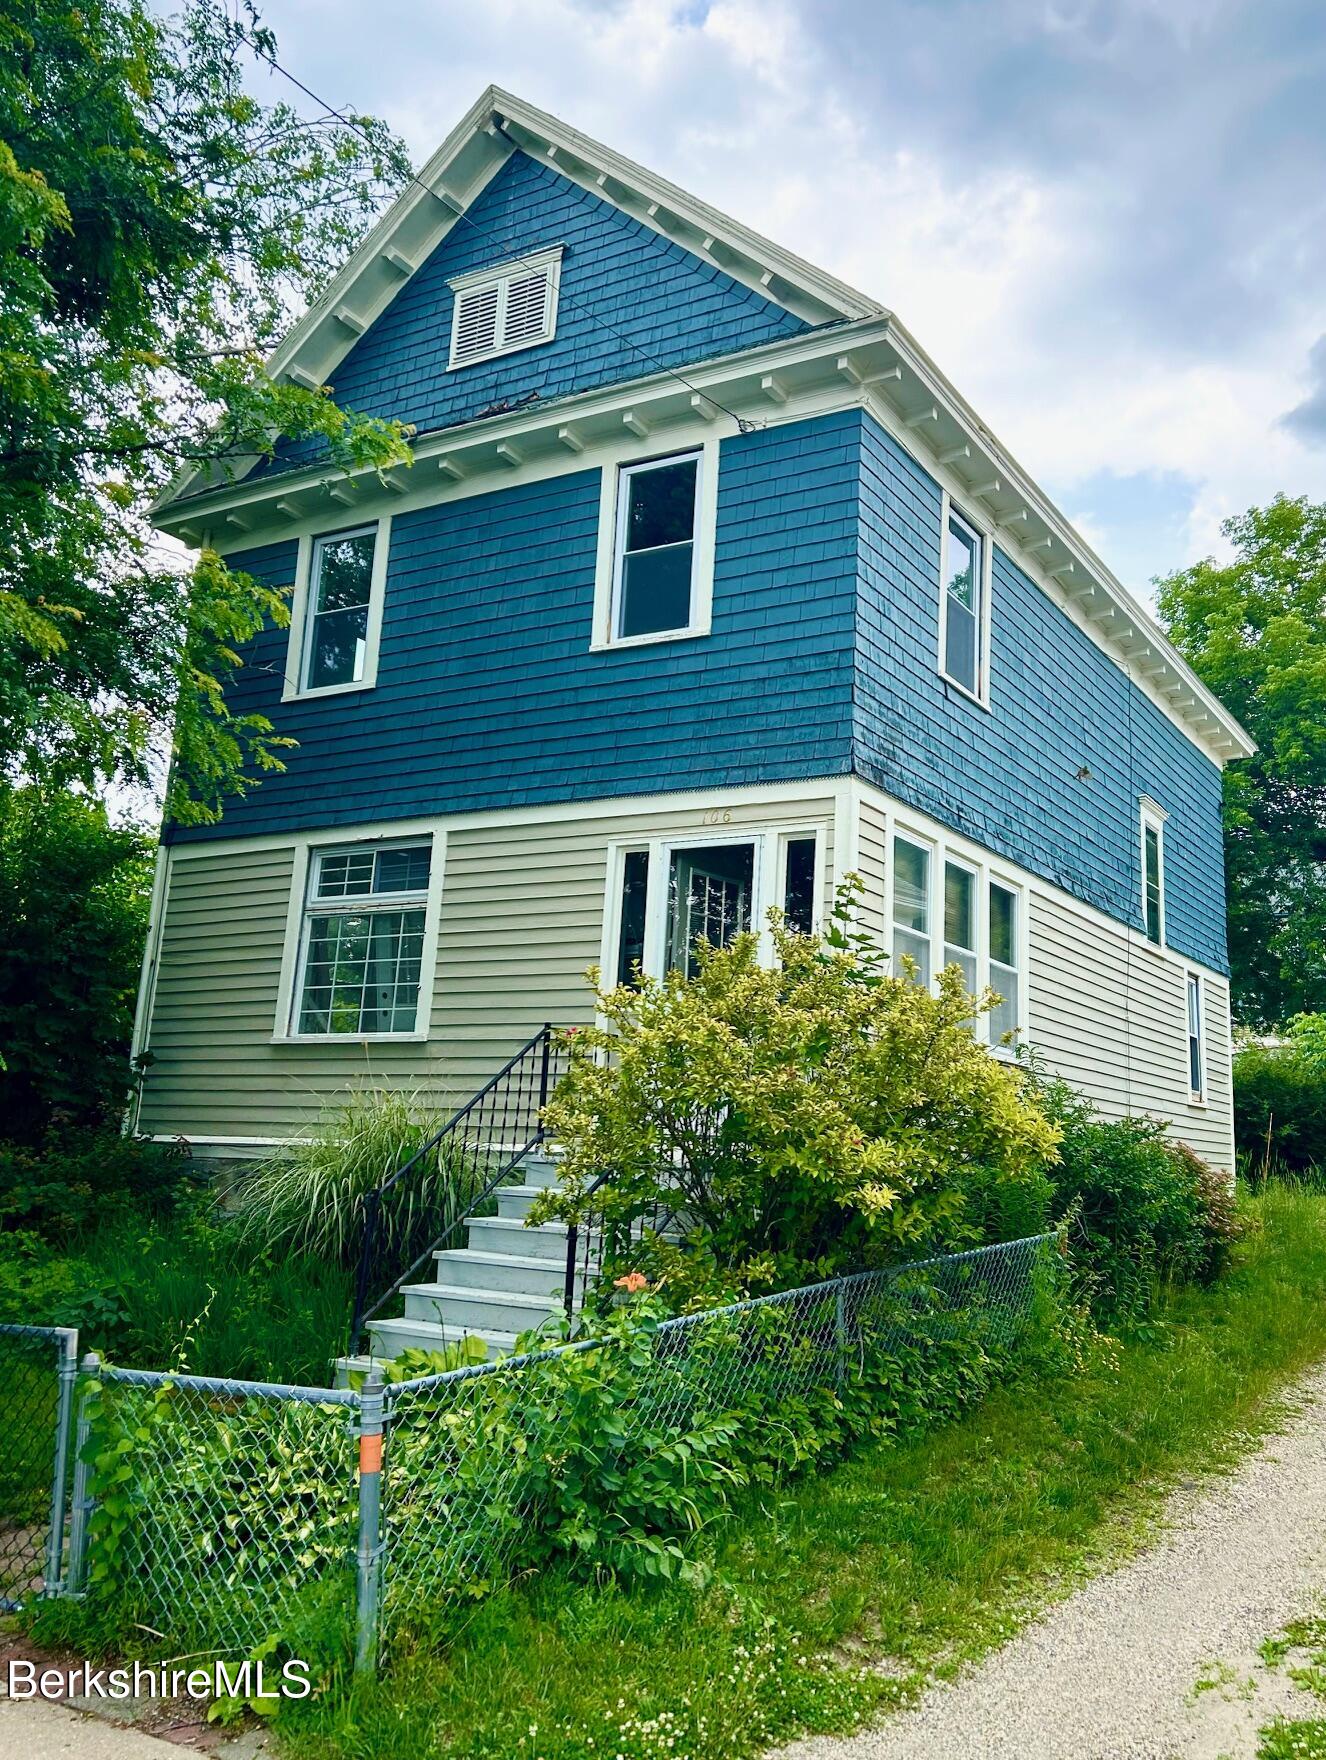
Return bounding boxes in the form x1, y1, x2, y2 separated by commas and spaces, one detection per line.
349, 1024, 559, 1356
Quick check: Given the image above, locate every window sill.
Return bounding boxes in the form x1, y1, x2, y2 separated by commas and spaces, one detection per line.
270, 1031, 429, 1046
940, 671, 992, 713
590, 625, 710, 654
281, 678, 376, 704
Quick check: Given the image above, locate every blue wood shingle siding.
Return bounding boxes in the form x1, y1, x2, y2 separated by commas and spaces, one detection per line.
254, 151, 809, 478
184, 411, 860, 829
183, 410, 1228, 976
854, 413, 1228, 974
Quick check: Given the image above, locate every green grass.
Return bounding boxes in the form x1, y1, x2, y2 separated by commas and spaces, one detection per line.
278, 1185, 1326, 1760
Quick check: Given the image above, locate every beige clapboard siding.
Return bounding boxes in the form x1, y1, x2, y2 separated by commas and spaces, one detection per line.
138, 791, 838, 1144
431, 794, 838, 1098
1027, 889, 1233, 1169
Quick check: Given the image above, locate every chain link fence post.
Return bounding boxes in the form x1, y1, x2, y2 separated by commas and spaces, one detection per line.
834, 1278, 847, 1388
64, 1351, 99, 1597
42, 1329, 79, 1597
354, 1371, 385, 1675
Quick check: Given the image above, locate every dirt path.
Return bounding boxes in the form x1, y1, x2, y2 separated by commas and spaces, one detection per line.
782, 1364, 1326, 1760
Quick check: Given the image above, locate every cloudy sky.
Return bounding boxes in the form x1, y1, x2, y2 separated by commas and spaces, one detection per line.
256, 0, 1326, 602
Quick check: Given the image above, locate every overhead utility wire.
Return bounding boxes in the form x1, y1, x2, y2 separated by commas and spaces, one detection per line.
246, 38, 766, 435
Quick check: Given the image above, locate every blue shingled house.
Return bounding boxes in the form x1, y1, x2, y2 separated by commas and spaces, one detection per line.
134, 88, 1251, 1353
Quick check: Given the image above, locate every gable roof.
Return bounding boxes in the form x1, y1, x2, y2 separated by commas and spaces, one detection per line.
153, 88, 1254, 766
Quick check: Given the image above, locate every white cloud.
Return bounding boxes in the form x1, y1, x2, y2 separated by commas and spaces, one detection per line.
263, 0, 1326, 588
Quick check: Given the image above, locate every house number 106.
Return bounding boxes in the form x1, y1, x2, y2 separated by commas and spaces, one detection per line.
701, 807, 733, 826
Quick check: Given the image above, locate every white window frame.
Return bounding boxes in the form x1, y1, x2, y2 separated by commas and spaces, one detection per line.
599, 824, 825, 983
1140, 796, 1167, 948
283, 518, 391, 703
590, 440, 720, 650
884, 814, 1027, 1053
273, 828, 445, 1044
446, 246, 563, 370
1185, 969, 1206, 1105
937, 493, 993, 709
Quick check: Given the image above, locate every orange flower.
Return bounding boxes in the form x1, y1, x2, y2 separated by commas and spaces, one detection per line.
613, 1271, 649, 1294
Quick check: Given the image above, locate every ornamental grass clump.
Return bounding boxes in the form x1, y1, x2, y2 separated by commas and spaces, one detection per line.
534, 877, 1061, 1297
230, 1087, 484, 1268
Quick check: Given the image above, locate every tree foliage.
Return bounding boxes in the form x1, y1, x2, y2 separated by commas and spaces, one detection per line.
1156, 495, 1326, 1026
0, 784, 152, 1141
0, 0, 413, 822
536, 882, 1061, 1297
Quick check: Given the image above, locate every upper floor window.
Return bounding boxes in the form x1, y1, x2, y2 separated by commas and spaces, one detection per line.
447, 246, 562, 369
293, 840, 432, 1038
613, 451, 703, 641
286, 519, 389, 702
940, 504, 988, 703
1140, 799, 1166, 945
304, 527, 376, 691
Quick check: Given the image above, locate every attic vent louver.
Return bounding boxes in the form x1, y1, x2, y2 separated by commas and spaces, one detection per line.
448, 246, 563, 369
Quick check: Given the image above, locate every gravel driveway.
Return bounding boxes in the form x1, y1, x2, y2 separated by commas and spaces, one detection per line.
780, 1364, 1326, 1760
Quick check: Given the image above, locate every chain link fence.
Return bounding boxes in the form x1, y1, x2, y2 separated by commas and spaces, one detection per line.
0, 1234, 1053, 1671
0, 1324, 78, 1610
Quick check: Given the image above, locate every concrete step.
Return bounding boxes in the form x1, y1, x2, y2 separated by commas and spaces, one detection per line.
400, 1281, 562, 1335
465, 1215, 572, 1262
517, 1152, 563, 1191
493, 1183, 554, 1222
366, 1315, 532, 1363
434, 1247, 587, 1300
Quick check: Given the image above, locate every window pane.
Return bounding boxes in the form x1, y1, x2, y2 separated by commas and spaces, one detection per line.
315, 532, 375, 612
946, 518, 978, 612
298, 907, 425, 1035
944, 863, 974, 952
616, 849, 649, 985
666, 842, 754, 977
989, 966, 1019, 1044
894, 927, 931, 986
1144, 825, 1162, 943
944, 601, 978, 694
783, 837, 817, 935
1188, 975, 1203, 1095
625, 458, 698, 552
374, 846, 431, 894
989, 882, 1016, 969
618, 544, 695, 638
315, 849, 376, 899
893, 838, 929, 933
307, 605, 369, 689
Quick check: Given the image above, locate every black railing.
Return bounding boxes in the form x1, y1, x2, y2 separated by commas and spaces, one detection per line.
349, 1025, 566, 1356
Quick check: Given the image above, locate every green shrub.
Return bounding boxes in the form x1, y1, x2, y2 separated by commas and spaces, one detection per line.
0, 1128, 190, 1241
1035, 1077, 1240, 1320
229, 1087, 487, 1268
536, 878, 1059, 1298
1235, 1022, 1326, 1176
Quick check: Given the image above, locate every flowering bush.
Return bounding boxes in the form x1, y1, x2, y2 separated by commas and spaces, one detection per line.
534, 878, 1059, 1297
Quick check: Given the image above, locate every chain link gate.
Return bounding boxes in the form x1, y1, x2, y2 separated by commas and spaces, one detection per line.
0, 1324, 78, 1609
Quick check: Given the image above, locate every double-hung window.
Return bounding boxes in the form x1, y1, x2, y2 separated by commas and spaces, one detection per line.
299, 525, 380, 694
941, 505, 986, 700
294, 842, 431, 1037
1186, 973, 1204, 1102
1140, 802, 1166, 946
612, 451, 703, 641
943, 860, 978, 995
892, 836, 932, 984
988, 881, 1020, 1048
